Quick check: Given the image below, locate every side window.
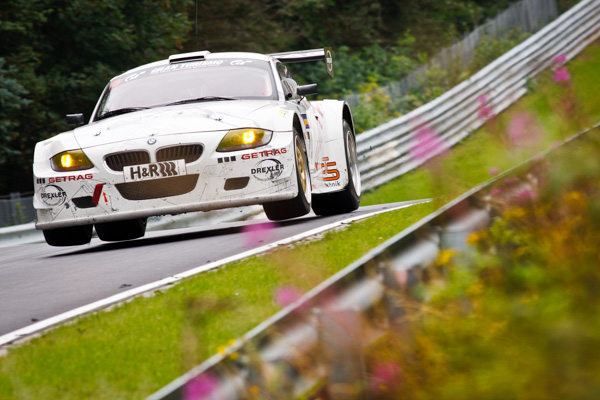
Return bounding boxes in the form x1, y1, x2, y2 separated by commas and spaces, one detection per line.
276, 62, 298, 99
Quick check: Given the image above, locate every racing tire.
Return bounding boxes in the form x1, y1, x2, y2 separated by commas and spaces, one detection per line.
43, 224, 93, 247
95, 218, 147, 242
312, 120, 361, 216
263, 128, 312, 221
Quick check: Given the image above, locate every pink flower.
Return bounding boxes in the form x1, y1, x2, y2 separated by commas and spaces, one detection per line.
476, 95, 494, 120
552, 54, 566, 65
274, 286, 304, 307
488, 167, 501, 176
410, 124, 448, 163
506, 112, 543, 147
552, 67, 571, 85
184, 373, 219, 400
370, 362, 403, 394
516, 188, 538, 202
504, 177, 519, 185
490, 187, 502, 196
241, 222, 276, 248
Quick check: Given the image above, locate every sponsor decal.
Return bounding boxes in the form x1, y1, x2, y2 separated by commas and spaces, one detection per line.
48, 174, 94, 184
317, 157, 340, 181
325, 47, 334, 77
36, 178, 46, 184
252, 159, 285, 181
301, 114, 310, 130
218, 156, 236, 163
149, 60, 224, 76
40, 184, 67, 207
241, 148, 287, 160
110, 78, 122, 88
123, 160, 187, 182
230, 60, 253, 66
92, 184, 105, 205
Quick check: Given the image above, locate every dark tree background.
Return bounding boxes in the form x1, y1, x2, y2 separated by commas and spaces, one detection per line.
0, 0, 576, 194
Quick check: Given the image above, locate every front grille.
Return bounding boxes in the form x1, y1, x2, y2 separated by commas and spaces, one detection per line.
105, 151, 150, 172
115, 174, 199, 200
157, 144, 203, 164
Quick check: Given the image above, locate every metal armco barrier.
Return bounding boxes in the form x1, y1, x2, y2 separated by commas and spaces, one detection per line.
357, 0, 600, 191
148, 120, 598, 399
1, 0, 597, 243
148, 0, 600, 395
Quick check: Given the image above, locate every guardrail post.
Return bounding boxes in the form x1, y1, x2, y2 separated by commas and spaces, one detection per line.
316, 306, 367, 400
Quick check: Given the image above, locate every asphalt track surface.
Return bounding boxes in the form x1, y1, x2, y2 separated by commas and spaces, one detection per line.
0, 201, 423, 337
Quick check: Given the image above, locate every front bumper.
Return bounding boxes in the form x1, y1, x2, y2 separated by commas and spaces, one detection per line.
33, 130, 297, 230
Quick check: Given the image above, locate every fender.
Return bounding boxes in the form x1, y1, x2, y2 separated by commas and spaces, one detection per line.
309, 100, 354, 194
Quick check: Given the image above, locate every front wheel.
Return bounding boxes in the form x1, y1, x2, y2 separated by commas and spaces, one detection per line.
95, 218, 147, 242
43, 224, 93, 247
263, 128, 312, 221
312, 119, 361, 216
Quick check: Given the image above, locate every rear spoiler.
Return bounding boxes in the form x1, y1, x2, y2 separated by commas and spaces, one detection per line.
269, 47, 334, 78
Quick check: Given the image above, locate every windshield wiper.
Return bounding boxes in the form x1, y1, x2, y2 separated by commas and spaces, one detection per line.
96, 107, 150, 121
164, 96, 238, 106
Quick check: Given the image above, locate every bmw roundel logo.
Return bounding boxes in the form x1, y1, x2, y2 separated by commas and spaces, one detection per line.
147, 138, 157, 145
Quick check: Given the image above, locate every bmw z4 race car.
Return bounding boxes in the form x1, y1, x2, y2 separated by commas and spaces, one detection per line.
33, 48, 361, 246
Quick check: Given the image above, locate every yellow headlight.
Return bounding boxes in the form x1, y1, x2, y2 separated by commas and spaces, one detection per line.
217, 128, 272, 152
51, 150, 94, 172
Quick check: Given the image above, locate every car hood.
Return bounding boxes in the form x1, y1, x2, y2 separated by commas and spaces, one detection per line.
74, 100, 289, 149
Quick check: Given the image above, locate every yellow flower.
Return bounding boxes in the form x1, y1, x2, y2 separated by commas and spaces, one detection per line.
466, 231, 483, 245
436, 249, 457, 266
466, 282, 484, 297
503, 207, 527, 221
512, 246, 529, 257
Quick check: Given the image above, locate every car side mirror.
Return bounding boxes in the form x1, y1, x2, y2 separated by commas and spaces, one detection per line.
297, 84, 318, 97
66, 114, 85, 126
282, 78, 298, 100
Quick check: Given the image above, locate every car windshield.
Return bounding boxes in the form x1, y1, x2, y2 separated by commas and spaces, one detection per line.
94, 59, 277, 120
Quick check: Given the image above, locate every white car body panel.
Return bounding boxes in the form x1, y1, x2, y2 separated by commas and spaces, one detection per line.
33, 51, 355, 230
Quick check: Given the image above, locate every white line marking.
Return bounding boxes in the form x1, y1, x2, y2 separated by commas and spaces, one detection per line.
0, 201, 427, 347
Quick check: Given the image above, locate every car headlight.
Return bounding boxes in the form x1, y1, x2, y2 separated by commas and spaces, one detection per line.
51, 150, 94, 172
217, 128, 272, 152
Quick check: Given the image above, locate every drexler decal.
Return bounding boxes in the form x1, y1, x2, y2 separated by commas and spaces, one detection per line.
40, 184, 67, 207
252, 159, 285, 181
242, 148, 287, 160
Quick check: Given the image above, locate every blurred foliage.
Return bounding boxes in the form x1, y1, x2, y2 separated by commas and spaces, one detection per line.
0, 0, 189, 193
0, 0, 527, 193
375, 135, 600, 399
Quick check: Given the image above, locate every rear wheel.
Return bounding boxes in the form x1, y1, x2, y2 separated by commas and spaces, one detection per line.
95, 218, 147, 242
263, 128, 312, 221
43, 224, 93, 247
312, 120, 361, 216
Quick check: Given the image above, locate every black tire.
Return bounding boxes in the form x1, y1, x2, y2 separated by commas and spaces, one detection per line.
312, 120, 361, 216
43, 224, 93, 247
263, 128, 312, 221
95, 218, 147, 242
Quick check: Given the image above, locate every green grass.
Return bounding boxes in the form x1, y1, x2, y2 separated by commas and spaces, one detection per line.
2, 42, 600, 399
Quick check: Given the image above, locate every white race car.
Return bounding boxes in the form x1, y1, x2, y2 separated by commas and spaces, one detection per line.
33, 48, 361, 246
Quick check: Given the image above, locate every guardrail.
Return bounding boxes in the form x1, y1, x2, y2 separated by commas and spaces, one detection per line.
357, 0, 600, 190
148, 121, 599, 400
2, 0, 596, 245
148, 0, 600, 397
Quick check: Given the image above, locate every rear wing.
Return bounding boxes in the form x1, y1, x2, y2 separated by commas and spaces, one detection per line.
269, 47, 334, 78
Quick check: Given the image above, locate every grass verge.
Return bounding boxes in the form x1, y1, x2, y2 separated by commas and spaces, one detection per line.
1, 42, 600, 399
